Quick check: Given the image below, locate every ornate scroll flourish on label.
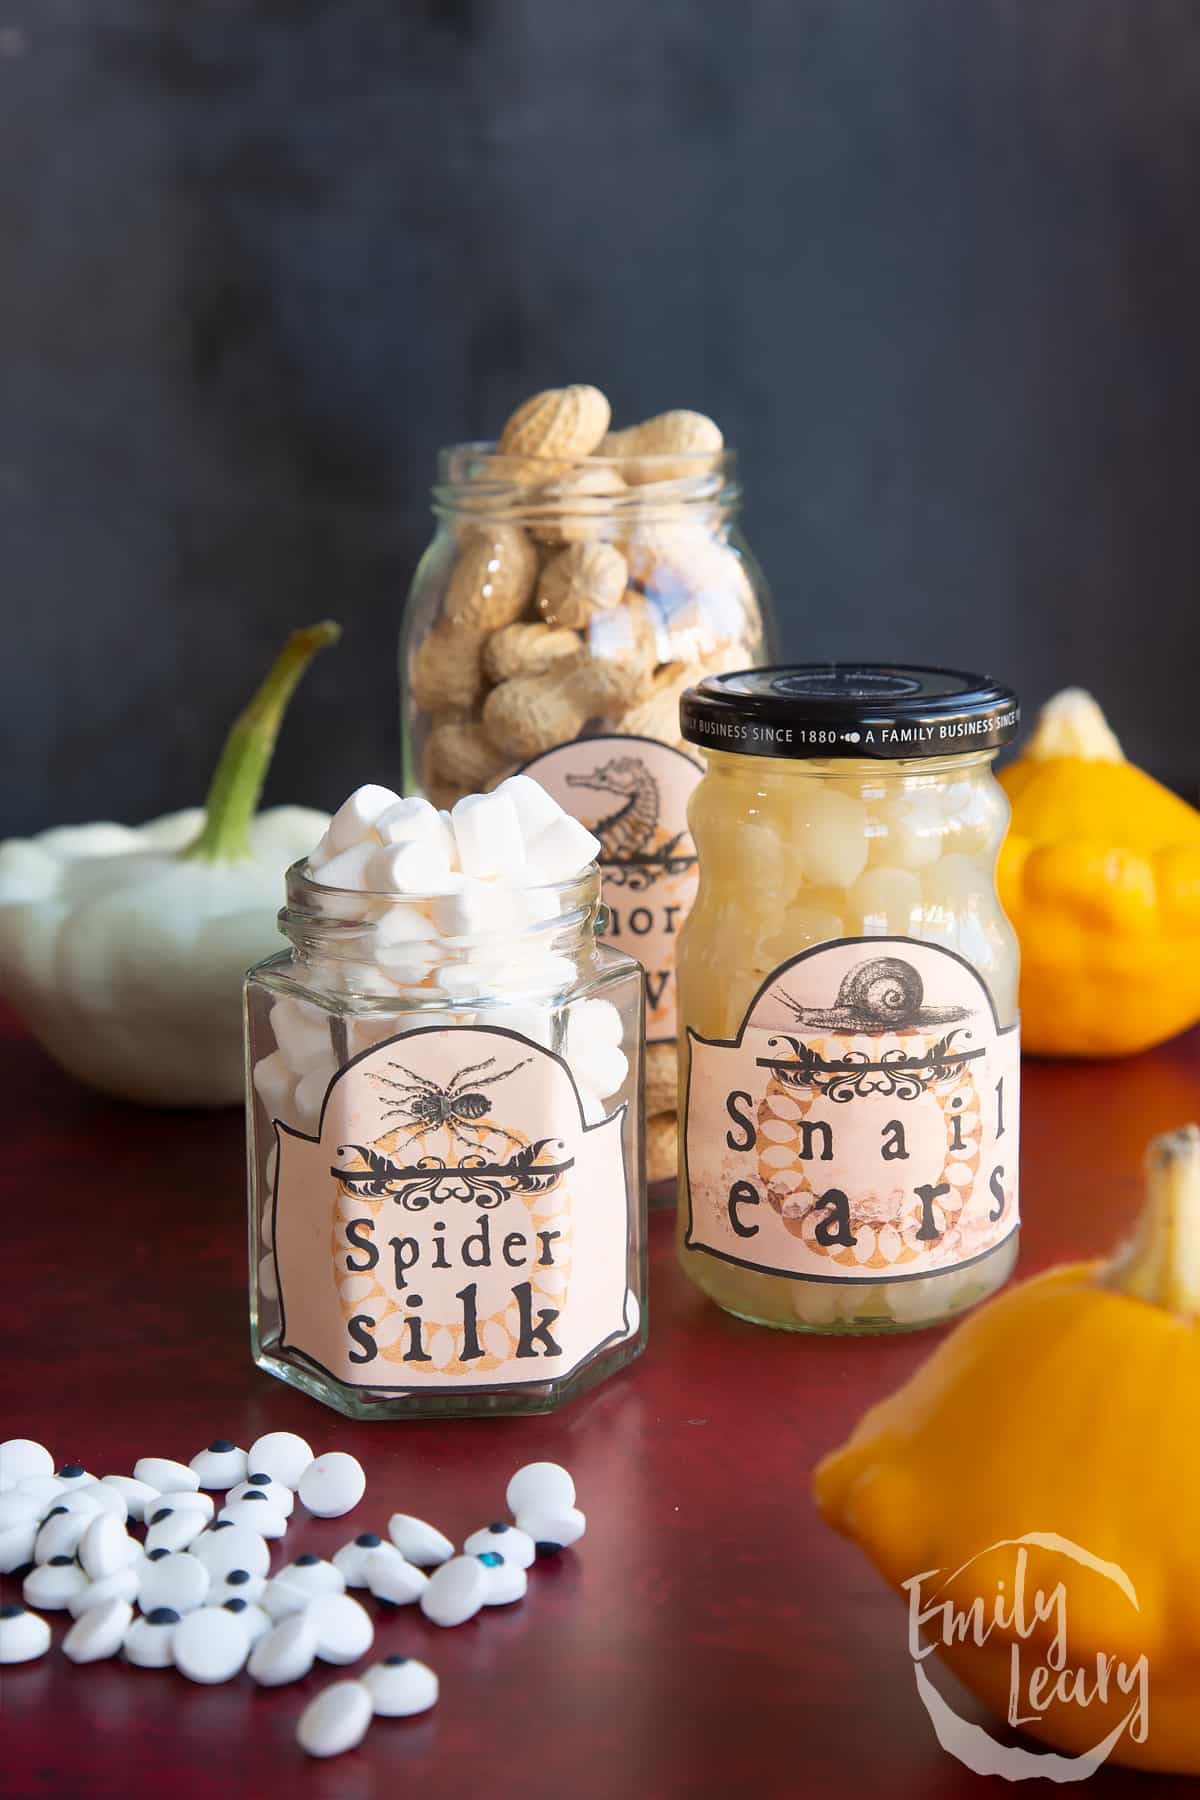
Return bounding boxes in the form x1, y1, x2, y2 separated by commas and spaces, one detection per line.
683, 939, 1020, 1282
756, 1030, 985, 1103
518, 736, 703, 1042
272, 1027, 633, 1390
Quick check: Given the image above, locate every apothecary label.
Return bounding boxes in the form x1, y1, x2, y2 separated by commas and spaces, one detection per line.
271, 1027, 633, 1389
520, 736, 702, 1043
683, 939, 1019, 1282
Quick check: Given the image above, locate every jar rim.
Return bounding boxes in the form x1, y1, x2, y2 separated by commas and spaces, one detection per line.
431, 440, 740, 515
285, 858, 600, 910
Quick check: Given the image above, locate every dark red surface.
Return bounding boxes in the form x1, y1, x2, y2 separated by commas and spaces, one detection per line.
2, 1006, 1197, 1799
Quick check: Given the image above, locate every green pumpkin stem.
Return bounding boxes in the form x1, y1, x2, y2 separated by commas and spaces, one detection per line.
183, 621, 341, 864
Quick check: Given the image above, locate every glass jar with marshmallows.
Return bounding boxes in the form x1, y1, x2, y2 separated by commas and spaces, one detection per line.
245, 777, 646, 1418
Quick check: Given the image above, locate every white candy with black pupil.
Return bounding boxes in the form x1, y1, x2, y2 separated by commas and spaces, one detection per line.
57, 1488, 105, 1520
173, 1605, 250, 1684
139, 1551, 210, 1616
248, 1612, 318, 1686
155, 1490, 214, 1521
307, 1591, 373, 1665
228, 1474, 294, 1515
68, 1567, 141, 1616
505, 1461, 575, 1517
0, 1603, 51, 1663
188, 1442, 248, 1490
296, 1679, 373, 1758
100, 1476, 159, 1522
419, 1556, 488, 1628
34, 1510, 88, 1563
516, 1505, 587, 1553
0, 1440, 54, 1486
217, 1497, 288, 1538
463, 1523, 536, 1570
361, 1656, 439, 1718
63, 1598, 133, 1662
298, 1453, 365, 1519
0, 1522, 37, 1573
123, 1610, 179, 1668
0, 1491, 45, 1530
222, 1598, 271, 1645
386, 1513, 454, 1567
145, 1509, 208, 1555
188, 1523, 271, 1580
332, 1533, 391, 1588
55, 1464, 95, 1488
475, 1552, 527, 1605
133, 1457, 199, 1495
210, 1569, 266, 1606
246, 1431, 313, 1490
363, 1549, 428, 1607
23, 1557, 89, 1610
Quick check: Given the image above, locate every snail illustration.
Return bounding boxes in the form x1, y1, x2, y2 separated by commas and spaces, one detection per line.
782, 955, 969, 1033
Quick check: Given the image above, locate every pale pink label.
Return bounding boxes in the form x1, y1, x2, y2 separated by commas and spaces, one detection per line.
271, 1027, 633, 1390
521, 735, 702, 1042
684, 940, 1019, 1281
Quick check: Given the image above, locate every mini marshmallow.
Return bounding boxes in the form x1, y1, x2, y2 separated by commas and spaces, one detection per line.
567, 997, 624, 1051
374, 903, 441, 948
524, 813, 601, 883
374, 797, 455, 861
293, 1062, 334, 1129
269, 1000, 332, 1076
372, 839, 456, 893
493, 774, 563, 842
451, 792, 522, 881
311, 841, 382, 894
569, 1043, 629, 1100
323, 784, 402, 856
252, 1051, 295, 1121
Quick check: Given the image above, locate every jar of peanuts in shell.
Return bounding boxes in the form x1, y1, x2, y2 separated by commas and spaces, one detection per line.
400, 386, 775, 1199
675, 666, 1022, 1335
245, 780, 646, 1419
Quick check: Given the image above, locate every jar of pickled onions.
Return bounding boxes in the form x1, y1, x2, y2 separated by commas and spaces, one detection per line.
675, 665, 1021, 1333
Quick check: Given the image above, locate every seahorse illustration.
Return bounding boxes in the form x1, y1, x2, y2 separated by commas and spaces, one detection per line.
566, 755, 663, 862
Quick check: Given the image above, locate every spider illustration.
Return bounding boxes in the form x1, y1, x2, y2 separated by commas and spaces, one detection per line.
369, 1055, 532, 1157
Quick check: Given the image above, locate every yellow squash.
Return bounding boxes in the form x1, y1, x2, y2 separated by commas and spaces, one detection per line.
815, 1126, 1200, 1775
997, 687, 1200, 1056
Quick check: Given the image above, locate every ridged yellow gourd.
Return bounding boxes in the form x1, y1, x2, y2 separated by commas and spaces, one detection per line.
998, 688, 1200, 1056
815, 1125, 1200, 1774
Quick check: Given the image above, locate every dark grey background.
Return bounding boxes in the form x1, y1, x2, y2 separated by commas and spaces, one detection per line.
3, 0, 1198, 836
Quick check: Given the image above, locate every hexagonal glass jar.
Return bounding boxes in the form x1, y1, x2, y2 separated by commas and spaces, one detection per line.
246, 861, 646, 1418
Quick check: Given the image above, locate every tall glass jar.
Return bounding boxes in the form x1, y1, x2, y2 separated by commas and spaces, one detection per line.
245, 860, 646, 1418
399, 444, 774, 1194
675, 666, 1021, 1334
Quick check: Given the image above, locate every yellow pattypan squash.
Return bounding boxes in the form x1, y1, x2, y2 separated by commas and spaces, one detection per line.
815, 1126, 1200, 1775
998, 687, 1200, 1057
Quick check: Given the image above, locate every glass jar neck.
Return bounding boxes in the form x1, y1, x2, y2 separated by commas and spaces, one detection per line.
431, 441, 741, 528
279, 863, 604, 986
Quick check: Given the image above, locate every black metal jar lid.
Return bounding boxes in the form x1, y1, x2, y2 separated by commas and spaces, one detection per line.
679, 664, 1020, 761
